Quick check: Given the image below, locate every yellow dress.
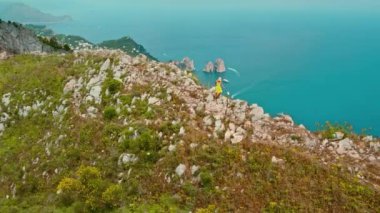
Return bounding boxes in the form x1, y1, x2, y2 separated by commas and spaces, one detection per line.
215, 82, 223, 94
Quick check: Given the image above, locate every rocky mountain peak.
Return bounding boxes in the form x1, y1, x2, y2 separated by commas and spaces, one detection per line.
0, 20, 53, 54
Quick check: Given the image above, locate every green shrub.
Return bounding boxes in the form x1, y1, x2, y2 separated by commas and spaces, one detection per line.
76, 166, 101, 184
200, 171, 214, 189
182, 182, 197, 197
57, 177, 84, 206
102, 184, 124, 207
57, 178, 84, 193
120, 94, 133, 105
38, 36, 71, 51
122, 128, 161, 163
104, 79, 123, 95
317, 122, 353, 139
196, 205, 217, 213
104, 106, 117, 120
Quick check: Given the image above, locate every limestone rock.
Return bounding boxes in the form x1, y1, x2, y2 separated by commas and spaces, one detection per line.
177, 57, 195, 71
89, 86, 102, 104
168, 145, 176, 152
179, 127, 185, 136
175, 164, 186, 177
203, 61, 214, 72
334, 132, 345, 140
363, 135, 373, 142
100, 59, 111, 72
250, 104, 264, 121
0, 21, 53, 54
272, 156, 285, 164
215, 58, 226, 72
224, 129, 233, 141
203, 116, 213, 126
336, 138, 353, 155
148, 97, 161, 105
231, 132, 244, 144
214, 119, 225, 133
191, 165, 200, 175
2, 93, 11, 107
118, 153, 138, 166
63, 79, 76, 94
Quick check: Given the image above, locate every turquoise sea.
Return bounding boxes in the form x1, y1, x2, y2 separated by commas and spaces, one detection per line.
46, 9, 380, 135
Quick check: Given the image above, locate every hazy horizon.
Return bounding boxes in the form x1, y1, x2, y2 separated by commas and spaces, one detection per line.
2, 0, 380, 18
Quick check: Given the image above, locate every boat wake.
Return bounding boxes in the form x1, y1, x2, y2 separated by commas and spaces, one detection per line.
231, 83, 255, 98
228, 67, 240, 77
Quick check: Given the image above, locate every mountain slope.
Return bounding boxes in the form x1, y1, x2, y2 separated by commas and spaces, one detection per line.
0, 2, 72, 23
99, 36, 157, 60
26, 25, 156, 60
0, 50, 379, 212
0, 20, 54, 54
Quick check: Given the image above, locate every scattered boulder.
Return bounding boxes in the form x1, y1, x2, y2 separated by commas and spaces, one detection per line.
363, 136, 373, 142
2, 93, 11, 107
191, 165, 200, 175
336, 138, 354, 155
224, 129, 233, 142
231, 132, 245, 144
100, 58, 111, 72
271, 156, 285, 164
176, 57, 195, 71
203, 116, 213, 127
214, 119, 225, 133
175, 164, 186, 177
89, 86, 102, 104
305, 139, 317, 148
334, 132, 345, 140
168, 144, 176, 152
148, 97, 161, 105
250, 104, 264, 121
179, 127, 186, 136
63, 79, 76, 94
118, 153, 138, 166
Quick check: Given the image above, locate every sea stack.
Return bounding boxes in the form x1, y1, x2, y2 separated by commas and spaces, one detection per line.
215, 58, 226, 73
177, 57, 195, 71
203, 61, 214, 72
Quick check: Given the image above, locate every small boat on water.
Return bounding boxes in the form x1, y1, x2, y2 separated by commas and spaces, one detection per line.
223, 79, 229, 83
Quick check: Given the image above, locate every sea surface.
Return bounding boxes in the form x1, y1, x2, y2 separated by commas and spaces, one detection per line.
46, 9, 380, 135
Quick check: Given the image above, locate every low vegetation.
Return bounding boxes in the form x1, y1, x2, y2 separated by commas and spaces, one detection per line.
0, 54, 379, 212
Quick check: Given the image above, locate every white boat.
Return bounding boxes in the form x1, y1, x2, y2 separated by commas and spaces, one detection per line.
223, 79, 229, 83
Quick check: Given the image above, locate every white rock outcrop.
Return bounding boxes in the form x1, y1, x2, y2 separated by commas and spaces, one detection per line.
175, 164, 186, 177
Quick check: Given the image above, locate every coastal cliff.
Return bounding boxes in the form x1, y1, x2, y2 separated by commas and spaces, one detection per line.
0, 20, 53, 54
0, 48, 379, 211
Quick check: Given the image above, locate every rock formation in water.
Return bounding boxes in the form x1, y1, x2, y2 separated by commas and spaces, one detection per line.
203, 58, 226, 72
215, 58, 226, 72
203, 61, 214, 72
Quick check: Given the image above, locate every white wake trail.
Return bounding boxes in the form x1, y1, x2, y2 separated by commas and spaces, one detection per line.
228, 67, 240, 77
231, 83, 255, 98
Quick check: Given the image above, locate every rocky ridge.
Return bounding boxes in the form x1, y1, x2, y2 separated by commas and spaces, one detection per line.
0, 49, 379, 211
69, 50, 380, 187
0, 20, 53, 55
3, 49, 378, 187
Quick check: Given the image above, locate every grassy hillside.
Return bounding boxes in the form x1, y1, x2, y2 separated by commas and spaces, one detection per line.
99, 37, 157, 60
0, 52, 379, 212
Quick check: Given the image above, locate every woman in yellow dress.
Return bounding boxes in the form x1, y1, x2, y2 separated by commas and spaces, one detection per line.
214, 77, 223, 99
